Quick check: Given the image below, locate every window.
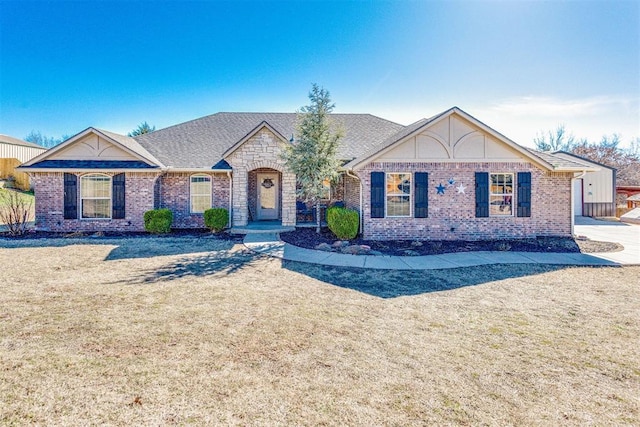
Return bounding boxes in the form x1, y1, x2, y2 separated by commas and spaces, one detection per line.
190, 175, 212, 213
81, 174, 111, 219
490, 173, 513, 216
386, 173, 411, 217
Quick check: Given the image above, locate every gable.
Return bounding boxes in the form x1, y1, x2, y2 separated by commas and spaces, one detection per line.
47, 133, 140, 162
378, 114, 522, 162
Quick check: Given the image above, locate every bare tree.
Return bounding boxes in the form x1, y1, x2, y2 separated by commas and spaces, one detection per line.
0, 190, 33, 236
533, 125, 577, 152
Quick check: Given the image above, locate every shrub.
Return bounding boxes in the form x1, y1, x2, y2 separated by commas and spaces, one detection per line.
204, 208, 228, 233
326, 206, 359, 240
0, 189, 33, 236
143, 208, 173, 234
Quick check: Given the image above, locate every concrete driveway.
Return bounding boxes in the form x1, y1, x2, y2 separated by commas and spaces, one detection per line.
575, 216, 640, 265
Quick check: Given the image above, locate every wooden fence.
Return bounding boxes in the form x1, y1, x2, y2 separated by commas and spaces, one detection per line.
0, 158, 31, 190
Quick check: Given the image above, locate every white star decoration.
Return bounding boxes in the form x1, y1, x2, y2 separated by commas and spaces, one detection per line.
456, 183, 466, 194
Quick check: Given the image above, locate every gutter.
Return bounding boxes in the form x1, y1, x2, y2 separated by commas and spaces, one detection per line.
227, 171, 233, 229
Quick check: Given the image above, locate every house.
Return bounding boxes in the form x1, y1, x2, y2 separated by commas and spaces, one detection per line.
0, 134, 47, 190
551, 151, 616, 217
18, 107, 597, 240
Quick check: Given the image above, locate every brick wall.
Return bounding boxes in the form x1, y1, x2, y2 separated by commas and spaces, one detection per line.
343, 174, 361, 213
157, 172, 230, 228
357, 162, 573, 240
30, 171, 159, 232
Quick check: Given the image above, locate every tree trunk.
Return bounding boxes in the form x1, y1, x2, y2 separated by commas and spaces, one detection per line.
315, 200, 321, 233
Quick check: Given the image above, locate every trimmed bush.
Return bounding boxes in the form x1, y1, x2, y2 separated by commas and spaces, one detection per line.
143, 208, 173, 234
204, 208, 229, 233
326, 206, 359, 240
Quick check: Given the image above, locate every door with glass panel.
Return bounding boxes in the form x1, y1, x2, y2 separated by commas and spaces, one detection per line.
257, 173, 279, 220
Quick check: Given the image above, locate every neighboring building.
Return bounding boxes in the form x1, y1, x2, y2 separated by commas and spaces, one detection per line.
18, 107, 597, 240
551, 151, 616, 217
0, 134, 47, 190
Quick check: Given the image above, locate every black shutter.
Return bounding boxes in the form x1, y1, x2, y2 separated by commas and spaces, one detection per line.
63, 173, 77, 219
370, 172, 385, 218
414, 172, 428, 218
475, 172, 489, 218
517, 172, 531, 217
112, 173, 126, 219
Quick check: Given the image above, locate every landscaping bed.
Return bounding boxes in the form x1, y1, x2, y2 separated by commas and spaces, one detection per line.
280, 227, 622, 255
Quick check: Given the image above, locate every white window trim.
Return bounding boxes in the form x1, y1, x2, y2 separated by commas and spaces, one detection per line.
385, 172, 412, 218
80, 173, 112, 220
190, 174, 212, 214
489, 172, 514, 217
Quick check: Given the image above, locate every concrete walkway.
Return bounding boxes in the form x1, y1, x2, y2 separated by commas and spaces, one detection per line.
244, 218, 639, 269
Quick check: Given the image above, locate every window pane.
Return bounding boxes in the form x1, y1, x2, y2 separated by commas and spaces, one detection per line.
81, 175, 111, 198
191, 195, 210, 213
386, 173, 411, 216
489, 173, 513, 216
387, 195, 410, 216
82, 199, 111, 218
387, 173, 411, 195
190, 175, 212, 213
490, 195, 512, 216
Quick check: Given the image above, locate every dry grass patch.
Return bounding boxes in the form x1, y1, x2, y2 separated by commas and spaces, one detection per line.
1, 236, 638, 425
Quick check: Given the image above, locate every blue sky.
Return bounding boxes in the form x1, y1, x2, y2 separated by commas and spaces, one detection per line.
1, 0, 638, 148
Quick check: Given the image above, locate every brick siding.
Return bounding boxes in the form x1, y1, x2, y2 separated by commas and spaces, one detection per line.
30, 171, 159, 232
358, 162, 573, 240
157, 172, 230, 228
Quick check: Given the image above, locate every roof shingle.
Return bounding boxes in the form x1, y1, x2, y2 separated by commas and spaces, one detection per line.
134, 112, 404, 169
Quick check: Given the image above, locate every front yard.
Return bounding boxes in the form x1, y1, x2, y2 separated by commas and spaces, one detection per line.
1, 236, 638, 425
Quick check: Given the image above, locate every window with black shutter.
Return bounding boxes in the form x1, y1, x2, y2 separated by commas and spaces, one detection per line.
414, 172, 428, 218
475, 172, 489, 217
370, 172, 385, 218
517, 172, 532, 217
63, 173, 77, 219
112, 173, 126, 219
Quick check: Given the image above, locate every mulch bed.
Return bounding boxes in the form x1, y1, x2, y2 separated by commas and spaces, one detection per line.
280, 227, 622, 256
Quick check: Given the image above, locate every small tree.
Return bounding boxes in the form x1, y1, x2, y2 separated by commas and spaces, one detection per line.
283, 84, 343, 233
128, 122, 156, 137
0, 190, 33, 236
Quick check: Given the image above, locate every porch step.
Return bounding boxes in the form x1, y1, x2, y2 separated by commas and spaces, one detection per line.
229, 221, 295, 235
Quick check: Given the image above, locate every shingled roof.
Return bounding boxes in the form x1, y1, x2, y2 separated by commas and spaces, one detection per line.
134, 112, 404, 169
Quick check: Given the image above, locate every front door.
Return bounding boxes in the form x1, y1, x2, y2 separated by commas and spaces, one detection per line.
257, 173, 279, 220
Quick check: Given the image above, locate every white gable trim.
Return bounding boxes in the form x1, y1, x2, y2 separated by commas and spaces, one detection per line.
20, 128, 162, 167
346, 107, 555, 171
221, 121, 290, 159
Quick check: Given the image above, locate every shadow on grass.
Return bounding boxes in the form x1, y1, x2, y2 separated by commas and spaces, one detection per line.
120, 247, 259, 284
0, 235, 241, 260
282, 260, 602, 298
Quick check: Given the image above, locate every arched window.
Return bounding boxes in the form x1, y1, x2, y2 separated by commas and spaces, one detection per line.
81, 174, 112, 219
190, 174, 212, 213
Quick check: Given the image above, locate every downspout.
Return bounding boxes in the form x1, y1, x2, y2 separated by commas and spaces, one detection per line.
345, 170, 363, 235
227, 171, 233, 229
571, 170, 588, 235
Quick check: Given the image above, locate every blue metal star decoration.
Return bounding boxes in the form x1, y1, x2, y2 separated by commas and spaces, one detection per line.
436, 183, 446, 195
448, 177, 455, 185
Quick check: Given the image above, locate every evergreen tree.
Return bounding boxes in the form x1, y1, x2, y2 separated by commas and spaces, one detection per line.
128, 121, 155, 137
283, 84, 343, 233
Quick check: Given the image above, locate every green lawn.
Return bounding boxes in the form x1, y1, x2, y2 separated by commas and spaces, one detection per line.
0, 187, 34, 207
